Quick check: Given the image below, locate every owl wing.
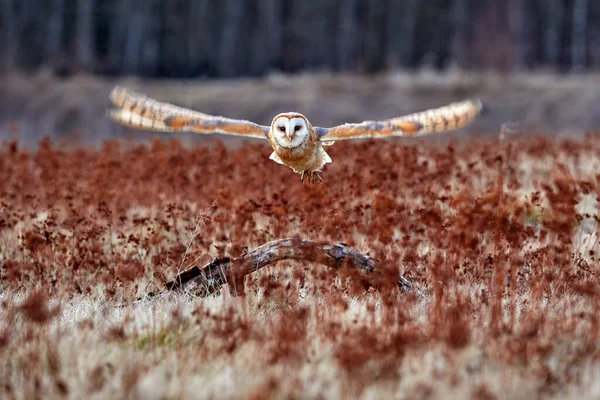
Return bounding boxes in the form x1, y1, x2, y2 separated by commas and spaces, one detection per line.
317, 99, 482, 142
107, 86, 270, 140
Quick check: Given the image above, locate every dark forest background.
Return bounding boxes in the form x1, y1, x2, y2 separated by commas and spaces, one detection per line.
0, 0, 598, 79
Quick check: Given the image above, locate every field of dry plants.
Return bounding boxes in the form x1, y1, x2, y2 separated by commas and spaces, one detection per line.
1, 129, 600, 399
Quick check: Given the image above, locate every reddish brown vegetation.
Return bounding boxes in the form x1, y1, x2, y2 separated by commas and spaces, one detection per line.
0, 132, 599, 398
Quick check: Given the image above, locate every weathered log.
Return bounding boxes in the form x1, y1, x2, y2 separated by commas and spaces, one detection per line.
164, 238, 415, 297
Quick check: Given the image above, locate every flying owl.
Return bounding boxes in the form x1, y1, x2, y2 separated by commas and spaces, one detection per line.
107, 86, 482, 183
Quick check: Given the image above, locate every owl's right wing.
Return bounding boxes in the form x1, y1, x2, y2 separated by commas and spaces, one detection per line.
107, 86, 270, 140
317, 99, 482, 141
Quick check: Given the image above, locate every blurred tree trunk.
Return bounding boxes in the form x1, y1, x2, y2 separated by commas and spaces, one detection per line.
218, 0, 244, 78
140, 0, 161, 76
389, 0, 420, 67
543, 0, 562, 68
122, 0, 144, 75
282, 0, 307, 71
429, 0, 454, 69
515, 0, 532, 70
385, 0, 401, 68
45, 0, 66, 66
107, 0, 130, 72
313, 0, 337, 69
337, 0, 358, 70
76, 0, 95, 70
187, 0, 213, 76
249, 0, 283, 75
293, 0, 336, 70
17, 0, 42, 70
450, 0, 472, 68
122, 0, 160, 76
571, 0, 589, 72
0, 0, 17, 71
261, 0, 284, 68
161, 0, 187, 76
589, 1, 600, 69
361, 0, 387, 72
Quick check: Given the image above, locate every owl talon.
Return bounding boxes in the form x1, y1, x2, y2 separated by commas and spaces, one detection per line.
314, 171, 323, 183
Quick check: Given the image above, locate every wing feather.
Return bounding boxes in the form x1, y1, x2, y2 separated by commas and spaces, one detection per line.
108, 86, 269, 140
318, 99, 482, 141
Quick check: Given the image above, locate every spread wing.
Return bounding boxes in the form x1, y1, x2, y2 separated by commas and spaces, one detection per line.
107, 86, 270, 140
317, 99, 482, 142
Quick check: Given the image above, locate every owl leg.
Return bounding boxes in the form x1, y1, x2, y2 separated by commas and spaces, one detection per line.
300, 170, 323, 184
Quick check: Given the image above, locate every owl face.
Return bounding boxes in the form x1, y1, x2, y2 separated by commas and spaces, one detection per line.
271, 114, 310, 149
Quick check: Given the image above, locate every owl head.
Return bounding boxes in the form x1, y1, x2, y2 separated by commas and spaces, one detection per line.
270, 113, 312, 149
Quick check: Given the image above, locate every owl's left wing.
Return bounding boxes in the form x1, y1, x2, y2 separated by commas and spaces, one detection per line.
108, 86, 270, 140
317, 99, 482, 142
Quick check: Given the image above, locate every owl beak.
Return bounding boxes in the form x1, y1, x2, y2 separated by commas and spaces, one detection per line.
285, 131, 295, 141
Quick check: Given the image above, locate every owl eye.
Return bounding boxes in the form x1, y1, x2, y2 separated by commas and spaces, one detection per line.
294, 125, 301, 132
278, 126, 285, 132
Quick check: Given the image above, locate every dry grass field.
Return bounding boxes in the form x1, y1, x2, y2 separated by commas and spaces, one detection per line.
1, 129, 600, 399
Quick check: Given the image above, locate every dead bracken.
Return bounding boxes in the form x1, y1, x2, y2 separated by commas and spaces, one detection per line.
0, 132, 599, 399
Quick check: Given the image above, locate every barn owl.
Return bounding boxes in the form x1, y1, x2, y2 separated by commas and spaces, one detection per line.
107, 86, 482, 183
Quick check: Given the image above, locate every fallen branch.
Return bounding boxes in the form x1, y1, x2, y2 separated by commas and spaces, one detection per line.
160, 238, 415, 297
